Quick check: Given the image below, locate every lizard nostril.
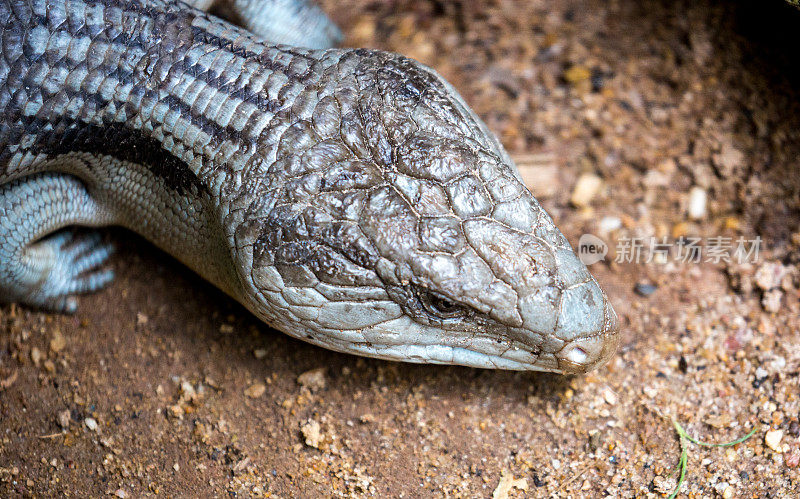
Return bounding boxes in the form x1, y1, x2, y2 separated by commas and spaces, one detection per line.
556, 333, 618, 374
565, 346, 589, 365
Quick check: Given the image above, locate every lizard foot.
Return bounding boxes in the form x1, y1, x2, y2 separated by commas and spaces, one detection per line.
12, 231, 115, 313
0, 173, 115, 313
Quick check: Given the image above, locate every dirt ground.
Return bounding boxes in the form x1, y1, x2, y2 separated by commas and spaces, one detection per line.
2, 0, 800, 496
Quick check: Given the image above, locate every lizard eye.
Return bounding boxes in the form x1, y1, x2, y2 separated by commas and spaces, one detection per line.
415, 289, 466, 319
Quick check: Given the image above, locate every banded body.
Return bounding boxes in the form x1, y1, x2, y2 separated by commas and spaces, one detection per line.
0, 0, 619, 373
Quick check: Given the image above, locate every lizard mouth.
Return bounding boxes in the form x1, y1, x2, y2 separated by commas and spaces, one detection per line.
333, 311, 619, 373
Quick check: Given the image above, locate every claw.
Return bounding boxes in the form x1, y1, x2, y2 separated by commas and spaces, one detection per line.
71, 242, 114, 276
66, 268, 115, 295
64, 232, 105, 258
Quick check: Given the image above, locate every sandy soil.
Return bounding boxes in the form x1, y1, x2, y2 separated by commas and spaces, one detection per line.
2, 0, 799, 496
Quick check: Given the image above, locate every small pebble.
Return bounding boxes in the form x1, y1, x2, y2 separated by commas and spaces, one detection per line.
570, 173, 603, 207
564, 65, 591, 84
764, 429, 784, 452
714, 143, 744, 173
601, 387, 618, 405
297, 367, 327, 392
253, 348, 268, 359
492, 471, 528, 499
722, 484, 734, 499
168, 404, 184, 418
57, 410, 71, 429
49, 330, 66, 353
588, 431, 603, 452
754, 262, 787, 291
84, 417, 98, 431
598, 216, 622, 235
244, 383, 266, 398
769, 356, 786, 372
232, 456, 252, 474
687, 186, 707, 219
30, 347, 43, 366
634, 282, 658, 297
301, 419, 323, 448
704, 414, 732, 428
180, 380, 196, 399
762, 289, 783, 313
652, 476, 677, 495
0, 370, 18, 389
643, 169, 671, 188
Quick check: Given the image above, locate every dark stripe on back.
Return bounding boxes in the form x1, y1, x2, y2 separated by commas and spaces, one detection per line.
18, 116, 208, 196
2, 0, 318, 191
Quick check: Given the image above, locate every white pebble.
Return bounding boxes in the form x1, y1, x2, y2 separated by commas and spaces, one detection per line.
57, 409, 71, 429
764, 429, 784, 452
643, 170, 670, 188
84, 417, 98, 431
687, 186, 707, 219
769, 356, 786, 371
602, 387, 618, 405
570, 173, 603, 208
762, 289, 783, 313
598, 216, 622, 235
754, 262, 787, 291
180, 380, 196, 399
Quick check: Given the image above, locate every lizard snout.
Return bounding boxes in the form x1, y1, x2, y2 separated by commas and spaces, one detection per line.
555, 298, 619, 374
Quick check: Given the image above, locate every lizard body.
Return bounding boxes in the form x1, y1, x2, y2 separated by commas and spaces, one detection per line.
0, 0, 619, 373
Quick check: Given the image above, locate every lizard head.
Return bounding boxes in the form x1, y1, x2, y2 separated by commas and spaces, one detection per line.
236, 50, 619, 373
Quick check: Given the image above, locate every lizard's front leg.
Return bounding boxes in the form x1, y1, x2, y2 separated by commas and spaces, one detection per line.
0, 173, 115, 312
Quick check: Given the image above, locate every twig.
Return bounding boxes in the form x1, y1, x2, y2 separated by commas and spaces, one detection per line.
38, 432, 66, 439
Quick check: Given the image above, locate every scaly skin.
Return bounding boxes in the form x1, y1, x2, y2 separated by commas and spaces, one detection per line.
0, 0, 619, 373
